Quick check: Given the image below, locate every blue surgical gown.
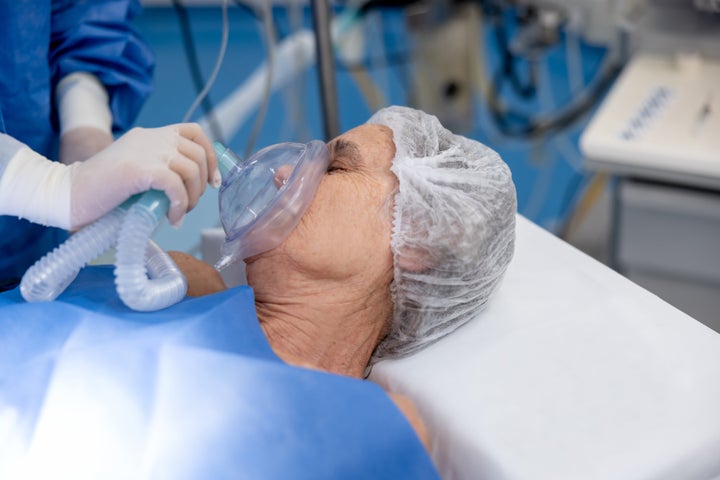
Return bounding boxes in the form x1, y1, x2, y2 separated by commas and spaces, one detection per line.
0, 266, 439, 479
0, 0, 155, 282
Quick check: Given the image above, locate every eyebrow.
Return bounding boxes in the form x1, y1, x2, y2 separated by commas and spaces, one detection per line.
330, 138, 362, 168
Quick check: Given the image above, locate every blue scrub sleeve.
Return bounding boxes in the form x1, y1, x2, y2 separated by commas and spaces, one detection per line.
49, 0, 155, 133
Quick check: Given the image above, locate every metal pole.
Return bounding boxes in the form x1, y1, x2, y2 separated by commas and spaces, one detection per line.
310, 0, 340, 140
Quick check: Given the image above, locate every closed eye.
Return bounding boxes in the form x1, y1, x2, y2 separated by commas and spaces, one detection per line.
327, 162, 346, 174
327, 138, 362, 174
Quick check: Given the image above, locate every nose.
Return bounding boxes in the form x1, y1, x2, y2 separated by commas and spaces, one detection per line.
273, 164, 294, 189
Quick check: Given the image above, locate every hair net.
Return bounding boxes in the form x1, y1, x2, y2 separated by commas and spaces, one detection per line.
366, 106, 517, 361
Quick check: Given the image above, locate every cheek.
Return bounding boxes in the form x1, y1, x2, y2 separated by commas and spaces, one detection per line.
319, 190, 389, 254
277, 176, 395, 277
346, 188, 394, 261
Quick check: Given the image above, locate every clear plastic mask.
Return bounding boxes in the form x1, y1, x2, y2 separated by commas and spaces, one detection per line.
214, 140, 330, 270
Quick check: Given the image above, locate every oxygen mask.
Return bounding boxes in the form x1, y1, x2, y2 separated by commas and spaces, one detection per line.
214, 140, 330, 270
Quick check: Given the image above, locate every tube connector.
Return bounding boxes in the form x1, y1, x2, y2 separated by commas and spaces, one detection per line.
214, 141, 241, 179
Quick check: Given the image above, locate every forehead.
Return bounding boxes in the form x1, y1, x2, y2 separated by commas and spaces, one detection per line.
328, 124, 395, 170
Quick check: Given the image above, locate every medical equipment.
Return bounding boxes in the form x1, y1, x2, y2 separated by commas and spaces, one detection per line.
581, 53, 720, 188
214, 139, 330, 269
17, 10, 328, 312
580, 0, 720, 187
579, 53, 720, 330
406, 1, 481, 133
20, 137, 330, 311
579, 0, 720, 185
20, 190, 187, 312
195, 29, 316, 146
578, 0, 720, 330
175, 0, 335, 147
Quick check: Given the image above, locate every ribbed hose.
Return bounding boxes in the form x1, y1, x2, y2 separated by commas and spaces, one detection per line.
114, 202, 187, 312
20, 208, 125, 303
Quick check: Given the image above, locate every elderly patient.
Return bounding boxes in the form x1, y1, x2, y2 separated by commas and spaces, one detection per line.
0, 106, 515, 477
172, 106, 517, 428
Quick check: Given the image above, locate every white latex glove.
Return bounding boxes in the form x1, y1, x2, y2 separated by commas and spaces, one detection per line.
59, 127, 114, 166
70, 123, 220, 228
0, 123, 219, 230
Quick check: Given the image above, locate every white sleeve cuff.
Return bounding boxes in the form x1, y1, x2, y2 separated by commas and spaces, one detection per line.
56, 72, 113, 135
0, 146, 72, 229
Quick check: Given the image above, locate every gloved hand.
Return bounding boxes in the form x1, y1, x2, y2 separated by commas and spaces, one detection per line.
69, 123, 220, 228
59, 126, 114, 165
0, 123, 219, 231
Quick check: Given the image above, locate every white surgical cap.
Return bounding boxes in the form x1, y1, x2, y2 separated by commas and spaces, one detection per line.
367, 106, 517, 361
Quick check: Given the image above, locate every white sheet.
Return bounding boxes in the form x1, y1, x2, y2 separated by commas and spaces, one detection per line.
370, 215, 720, 480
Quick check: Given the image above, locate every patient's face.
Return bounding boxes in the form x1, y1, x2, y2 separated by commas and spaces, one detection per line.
246, 124, 397, 288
